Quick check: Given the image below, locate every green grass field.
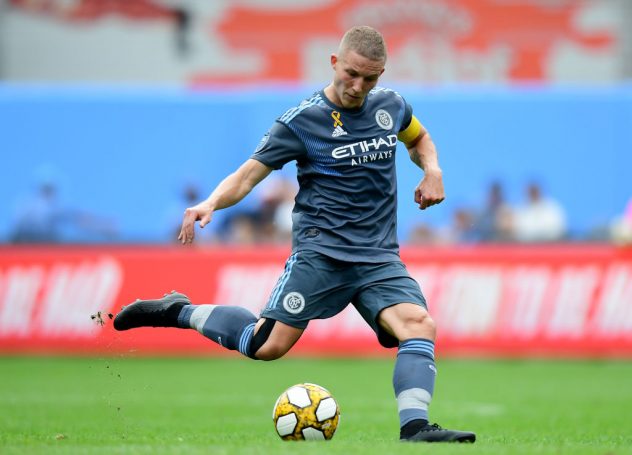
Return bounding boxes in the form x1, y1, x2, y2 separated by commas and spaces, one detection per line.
1, 356, 631, 454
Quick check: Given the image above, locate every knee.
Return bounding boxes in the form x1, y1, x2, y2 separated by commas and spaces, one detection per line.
400, 309, 436, 341
248, 319, 303, 361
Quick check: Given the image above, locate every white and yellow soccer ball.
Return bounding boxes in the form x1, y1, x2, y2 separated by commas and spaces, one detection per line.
272, 383, 340, 441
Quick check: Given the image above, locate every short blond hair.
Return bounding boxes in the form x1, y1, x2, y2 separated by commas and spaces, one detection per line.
339, 26, 387, 62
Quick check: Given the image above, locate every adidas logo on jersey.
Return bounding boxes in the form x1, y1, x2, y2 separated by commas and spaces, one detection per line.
332, 125, 348, 137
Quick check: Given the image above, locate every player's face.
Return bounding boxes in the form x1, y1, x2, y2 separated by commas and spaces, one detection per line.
329, 50, 385, 109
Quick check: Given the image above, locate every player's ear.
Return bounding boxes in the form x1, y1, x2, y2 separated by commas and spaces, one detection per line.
330, 54, 338, 69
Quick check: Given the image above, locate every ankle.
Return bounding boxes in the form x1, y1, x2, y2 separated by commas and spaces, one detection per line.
176, 304, 197, 328
400, 419, 428, 439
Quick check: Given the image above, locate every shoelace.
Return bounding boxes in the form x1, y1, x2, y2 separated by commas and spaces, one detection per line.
424, 423, 443, 431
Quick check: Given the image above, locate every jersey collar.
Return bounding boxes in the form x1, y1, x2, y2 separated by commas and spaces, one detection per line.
319, 89, 369, 115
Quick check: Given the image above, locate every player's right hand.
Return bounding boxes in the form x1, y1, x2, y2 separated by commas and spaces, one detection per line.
178, 204, 213, 244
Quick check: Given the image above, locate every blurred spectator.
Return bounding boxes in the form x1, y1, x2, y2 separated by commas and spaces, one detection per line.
609, 197, 632, 244
474, 181, 514, 242
513, 181, 567, 242
10, 180, 61, 243
436, 208, 479, 245
10, 178, 117, 243
408, 223, 438, 245
256, 176, 297, 244
214, 175, 297, 245
224, 213, 259, 245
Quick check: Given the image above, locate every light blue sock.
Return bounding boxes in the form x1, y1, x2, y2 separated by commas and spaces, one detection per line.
177, 305, 257, 357
393, 338, 437, 427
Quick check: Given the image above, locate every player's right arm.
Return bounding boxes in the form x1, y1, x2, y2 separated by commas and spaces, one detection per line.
178, 159, 273, 244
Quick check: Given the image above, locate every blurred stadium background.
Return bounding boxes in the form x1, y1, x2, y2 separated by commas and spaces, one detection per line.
1, 0, 631, 355
1, 1, 632, 451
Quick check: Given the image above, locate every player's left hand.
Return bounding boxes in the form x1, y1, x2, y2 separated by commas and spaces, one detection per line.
415, 172, 445, 210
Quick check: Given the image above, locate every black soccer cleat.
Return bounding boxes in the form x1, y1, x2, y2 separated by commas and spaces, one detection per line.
113, 291, 191, 331
401, 423, 476, 443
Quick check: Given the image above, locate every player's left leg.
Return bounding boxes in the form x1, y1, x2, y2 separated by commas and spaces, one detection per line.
352, 260, 475, 443
377, 304, 437, 433
378, 303, 475, 443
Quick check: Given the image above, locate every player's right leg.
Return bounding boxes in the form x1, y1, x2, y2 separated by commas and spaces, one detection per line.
178, 304, 303, 360
113, 250, 346, 359
113, 291, 302, 360
249, 318, 304, 360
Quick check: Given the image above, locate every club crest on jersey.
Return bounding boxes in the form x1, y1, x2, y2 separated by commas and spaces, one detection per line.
331, 110, 348, 137
375, 109, 393, 130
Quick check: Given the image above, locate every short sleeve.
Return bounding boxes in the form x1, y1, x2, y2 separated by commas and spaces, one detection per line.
398, 100, 414, 132
251, 121, 307, 170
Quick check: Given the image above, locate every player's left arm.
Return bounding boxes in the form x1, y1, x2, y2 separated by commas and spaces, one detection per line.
398, 115, 445, 210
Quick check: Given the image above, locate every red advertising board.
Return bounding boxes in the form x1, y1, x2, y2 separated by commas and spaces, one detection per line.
1, 245, 631, 357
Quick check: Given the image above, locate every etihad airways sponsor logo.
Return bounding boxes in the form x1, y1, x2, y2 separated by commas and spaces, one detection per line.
331, 134, 398, 159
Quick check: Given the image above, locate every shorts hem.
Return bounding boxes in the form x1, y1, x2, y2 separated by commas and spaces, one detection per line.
259, 312, 308, 330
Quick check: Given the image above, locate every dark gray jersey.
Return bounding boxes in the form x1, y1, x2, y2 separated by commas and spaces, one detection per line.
251, 87, 414, 263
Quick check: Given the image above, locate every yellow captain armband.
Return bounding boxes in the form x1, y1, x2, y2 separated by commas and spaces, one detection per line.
397, 115, 422, 145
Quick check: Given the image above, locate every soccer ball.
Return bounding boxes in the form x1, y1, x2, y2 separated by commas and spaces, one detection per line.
272, 383, 340, 441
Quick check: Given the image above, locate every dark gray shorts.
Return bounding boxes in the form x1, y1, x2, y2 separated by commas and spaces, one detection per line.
259, 249, 427, 348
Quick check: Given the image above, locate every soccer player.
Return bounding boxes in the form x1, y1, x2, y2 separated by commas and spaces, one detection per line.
114, 26, 476, 443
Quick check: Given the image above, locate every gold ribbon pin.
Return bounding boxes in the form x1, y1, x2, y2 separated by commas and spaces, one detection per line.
331, 111, 343, 127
